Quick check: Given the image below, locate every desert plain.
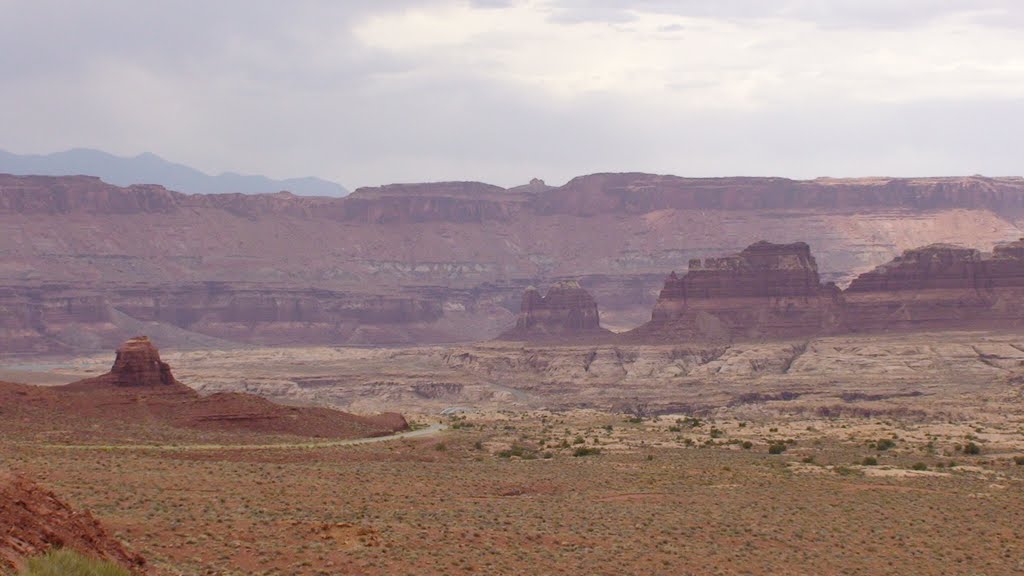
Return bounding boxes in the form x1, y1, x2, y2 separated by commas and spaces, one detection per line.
4, 329, 1024, 575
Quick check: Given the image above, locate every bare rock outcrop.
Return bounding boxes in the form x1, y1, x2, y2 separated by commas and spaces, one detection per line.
0, 473, 146, 574
499, 281, 611, 341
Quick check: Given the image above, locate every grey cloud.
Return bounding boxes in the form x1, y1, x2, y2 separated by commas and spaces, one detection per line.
0, 1, 1022, 189
548, 0, 1024, 28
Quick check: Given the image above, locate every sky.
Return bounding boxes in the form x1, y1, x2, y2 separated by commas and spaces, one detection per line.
2, 0, 1024, 189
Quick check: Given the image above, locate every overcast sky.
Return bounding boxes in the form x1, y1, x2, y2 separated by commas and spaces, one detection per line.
2, 0, 1023, 189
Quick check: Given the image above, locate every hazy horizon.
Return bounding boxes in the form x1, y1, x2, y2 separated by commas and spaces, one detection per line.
3, 1, 1024, 188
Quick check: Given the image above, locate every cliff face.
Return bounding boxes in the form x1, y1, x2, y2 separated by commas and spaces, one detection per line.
500, 281, 611, 340
632, 239, 1024, 342
841, 239, 1024, 332
3, 172, 1024, 352
634, 242, 842, 341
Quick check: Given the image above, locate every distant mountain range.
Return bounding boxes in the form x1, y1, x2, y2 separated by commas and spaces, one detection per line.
0, 148, 348, 196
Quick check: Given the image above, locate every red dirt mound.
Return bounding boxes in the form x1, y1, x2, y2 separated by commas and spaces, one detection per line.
0, 473, 146, 574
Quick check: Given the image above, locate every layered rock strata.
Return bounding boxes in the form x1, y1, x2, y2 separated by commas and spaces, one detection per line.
3, 173, 1024, 352
632, 239, 1024, 342
499, 281, 612, 340
630, 242, 842, 341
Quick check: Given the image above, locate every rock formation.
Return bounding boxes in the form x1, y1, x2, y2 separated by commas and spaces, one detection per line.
631, 238, 1024, 342
108, 336, 178, 387
0, 473, 146, 574
842, 239, 1024, 332
499, 281, 611, 340
3, 172, 1024, 352
34, 337, 409, 439
629, 242, 842, 341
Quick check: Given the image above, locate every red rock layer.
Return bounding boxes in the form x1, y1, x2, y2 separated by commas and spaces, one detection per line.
0, 473, 146, 574
500, 281, 611, 341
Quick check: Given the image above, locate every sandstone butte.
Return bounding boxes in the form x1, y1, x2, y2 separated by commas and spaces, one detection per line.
4, 172, 1024, 352
0, 473, 147, 574
499, 280, 612, 341
627, 238, 1024, 342
0, 336, 409, 439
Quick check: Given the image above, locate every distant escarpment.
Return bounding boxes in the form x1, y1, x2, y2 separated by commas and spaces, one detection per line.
4, 336, 408, 439
3, 172, 1024, 352
630, 239, 1024, 342
499, 281, 612, 341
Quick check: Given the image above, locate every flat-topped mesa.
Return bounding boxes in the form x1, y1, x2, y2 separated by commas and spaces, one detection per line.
634, 241, 841, 341
107, 336, 178, 387
499, 281, 611, 340
841, 239, 1024, 331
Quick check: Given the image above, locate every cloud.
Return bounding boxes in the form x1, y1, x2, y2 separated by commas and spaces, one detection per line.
0, 0, 1023, 188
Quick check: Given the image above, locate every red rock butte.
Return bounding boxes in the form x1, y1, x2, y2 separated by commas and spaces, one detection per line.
500, 280, 612, 341
628, 238, 1024, 342
3, 337, 409, 439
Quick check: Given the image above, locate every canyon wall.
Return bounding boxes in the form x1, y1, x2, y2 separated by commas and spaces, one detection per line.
3, 173, 1024, 352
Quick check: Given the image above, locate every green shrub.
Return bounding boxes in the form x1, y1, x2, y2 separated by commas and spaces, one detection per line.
19, 549, 129, 576
1014, 456, 1024, 466
963, 442, 981, 455
572, 447, 601, 457
741, 441, 753, 450
861, 456, 878, 466
767, 442, 787, 455
875, 439, 896, 451
911, 462, 928, 471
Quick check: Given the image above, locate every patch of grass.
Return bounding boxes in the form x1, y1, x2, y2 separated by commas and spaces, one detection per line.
572, 447, 601, 457
19, 549, 129, 576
